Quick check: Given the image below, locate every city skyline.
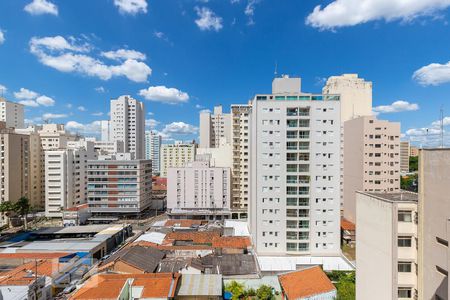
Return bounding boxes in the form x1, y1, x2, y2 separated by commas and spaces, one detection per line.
1, 1, 450, 145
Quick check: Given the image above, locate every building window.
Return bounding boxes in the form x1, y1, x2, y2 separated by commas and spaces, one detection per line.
397, 287, 412, 298
398, 236, 412, 247
398, 262, 412, 273
398, 210, 412, 222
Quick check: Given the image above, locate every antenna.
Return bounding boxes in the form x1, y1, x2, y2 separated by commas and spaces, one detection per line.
274, 61, 278, 78
440, 106, 444, 148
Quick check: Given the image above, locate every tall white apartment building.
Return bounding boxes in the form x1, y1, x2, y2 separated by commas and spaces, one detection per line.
38, 124, 78, 150
199, 105, 232, 148
230, 104, 251, 219
100, 120, 111, 142
356, 192, 418, 300
249, 76, 341, 256
0, 97, 24, 129
87, 156, 152, 215
145, 131, 162, 175
400, 141, 410, 173
167, 155, 231, 220
44, 141, 96, 217
110, 95, 145, 159
160, 142, 196, 177
343, 116, 401, 223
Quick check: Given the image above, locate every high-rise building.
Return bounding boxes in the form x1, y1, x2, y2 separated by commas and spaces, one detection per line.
0, 97, 24, 129
87, 156, 152, 215
230, 104, 251, 219
249, 75, 341, 256
100, 120, 111, 142
145, 131, 162, 175
38, 124, 78, 150
44, 141, 96, 218
418, 149, 450, 300
110, 95, 145, 159
167, 155, 231, 220
400, 141, 411, 173
197, 138, 233, 169
356, 192, 418, 300
343, 116, 400, 223
0, 124, 29, 225
199, 105, 232, 148
160, 142, 196, 177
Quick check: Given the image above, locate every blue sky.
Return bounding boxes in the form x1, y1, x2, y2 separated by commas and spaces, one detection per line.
2, 0, 450, 145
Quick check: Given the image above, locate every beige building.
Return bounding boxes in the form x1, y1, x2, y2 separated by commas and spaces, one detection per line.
38, 124, 78, 150
343, 116, 401, 223
197, 138, 232, 169
199, 105, 231, 148
160, 142, 196, 177
0, 97, 24, 129
356, 192, 418, 300
418, 149, 450, 300
400, 141, 410, 173
0, 124, 30, 225
230, 104, 251, 219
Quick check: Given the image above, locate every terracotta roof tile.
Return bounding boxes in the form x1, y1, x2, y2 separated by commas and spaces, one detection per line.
0, 253, 70, 259
278, 266, 336, 299
341, 218, 356, 231
0, 260, 60, 286
165, 219, 203, 228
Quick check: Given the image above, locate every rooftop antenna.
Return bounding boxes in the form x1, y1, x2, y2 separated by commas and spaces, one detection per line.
274, 61, 278, 78
440, 106, 444, 148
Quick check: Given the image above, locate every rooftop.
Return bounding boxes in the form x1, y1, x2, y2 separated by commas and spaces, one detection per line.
0, 260, 58, 286
177, 274, 222, 297
341, 218, 356, 231
278, 266, 336, 299
360, 191, 418, 203
100, 245, 165, 273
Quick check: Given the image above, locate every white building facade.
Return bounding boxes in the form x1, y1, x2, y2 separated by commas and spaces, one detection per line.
145, 131, 162, 175
0, 97, 24, 129
199, 105, 232, 148
160, 142, 196, 177
249, 76, 341, 256
110, 95, 145, 159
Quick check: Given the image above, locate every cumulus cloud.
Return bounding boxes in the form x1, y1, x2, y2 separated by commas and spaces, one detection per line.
195, 7, 223, 31
43, 113, 67, 119
101, 49, 146, 61
373, 100, 419, 114
65, 120, 101, 135
413, 61, 450, 86
0, 29, 4, 45
145, 118, 160, 128
14, 88, 55, 107
114, 0, 148, 15
24, 0, 58, 16
162, 122, 198, 135
91, 112, 104, 116
77, 106, 86, 112
139, 86, 189, 104
29, 35, 151, 83
95, 86, 106, 93
244, 0, 261, 25
306, 0, 450, 30
404, 115, 450, 146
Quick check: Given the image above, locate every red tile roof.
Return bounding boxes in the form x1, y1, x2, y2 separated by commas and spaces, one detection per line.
278, 266, 336, 299
0, 253, 70, 259
70, 273, 180, 300
66, 203, 89, 211
0, 260, 60, 286
341, 218, 356, 231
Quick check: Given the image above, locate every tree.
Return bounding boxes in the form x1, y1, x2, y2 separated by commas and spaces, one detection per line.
256, 285, 274, 300
409, 156, 418, 172
0, 201, 15, 228
225, 281, 245, 300
15, 197, 31, 230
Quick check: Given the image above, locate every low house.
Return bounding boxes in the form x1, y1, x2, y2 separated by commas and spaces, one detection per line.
176, 274, 222, 300
278, 266, 336, 300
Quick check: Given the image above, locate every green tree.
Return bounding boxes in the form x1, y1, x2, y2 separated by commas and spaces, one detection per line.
256, 285, 274, 300
245, 288, 256, 298
225, 281, 245, 300
0, 201, 15, 228
15, 197, 31, 230
409, 156, 418, 172
336, 279, 356, 299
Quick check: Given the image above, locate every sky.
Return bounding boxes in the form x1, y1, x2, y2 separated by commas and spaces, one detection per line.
2, 0, 450, 145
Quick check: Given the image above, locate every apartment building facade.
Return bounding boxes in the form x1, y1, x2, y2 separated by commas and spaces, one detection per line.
167, 156, 231, 220
400, 141, 411, 173
343, 116, 401, 223
0, 97, 24, 129
145, 131, 162, 175
418, 149, 450, 300
356, 192, 418, 300
249, 76, 341, 256
199, 105, 232, 148
110, 95, 145, 159
38, 124, 78, 150
86, 157, 152, 215
160, 142, 196, 177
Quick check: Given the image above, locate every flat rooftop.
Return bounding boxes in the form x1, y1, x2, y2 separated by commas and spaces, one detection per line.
360, 191, 418, 203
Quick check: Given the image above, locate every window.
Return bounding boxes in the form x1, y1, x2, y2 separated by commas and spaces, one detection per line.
398, 287, 412, 298
398, 236, 412, 247
398, 262, 412, 273
398, 210, 412, 222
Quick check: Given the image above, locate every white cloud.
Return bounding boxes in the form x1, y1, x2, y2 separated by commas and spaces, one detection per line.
77, 106, 86, 112
162, 122, 198, 135
413, 61, 450, 86
244, 0, 261, 25
195, 104, 204, 109
66, 103, 73, 109
14, 88, 39, 100
306, 0, 450, 30
29, 36, 151, 83
145, 118, 160, 128
24, 0, 58, 16
0, 29, 4, 45
91, 112, 104, 116
19, 100, 39, 107
65, 120, 101, 135
95, 86, 106, 93
195, 7, 223, 31
101, 49, 146, 61
0, 84, 6, 93
43, 113, 67, 119
154, 31, 164, 39
114, 0, 148, 15
139, 86, 189, 104
373, 100, 419, 114
148, 111, 154, 116
36, 95, 55, 106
